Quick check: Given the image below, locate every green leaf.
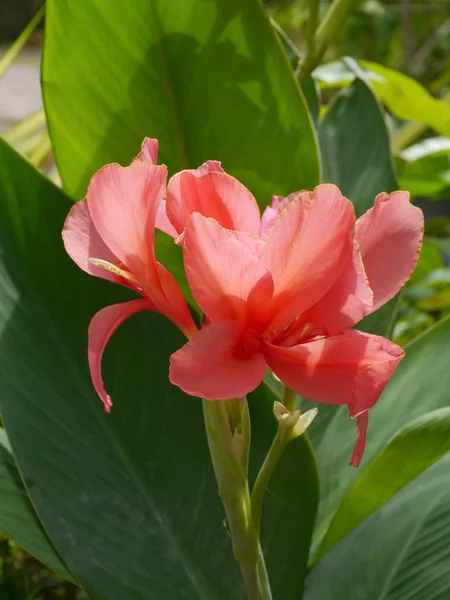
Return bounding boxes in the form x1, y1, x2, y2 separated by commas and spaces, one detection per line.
0, 429, 75, 582
0, 138, 241, 600
363, 61, 450, 138
305, 453, 450, 600
357, 296, 399, 338
314, 60, 450, 138
316, 408, 450, 561
270, 19, 320, 127
0, 139, 319, 599
42, 0, 319, 206
409, 240, 445, 286
309, 314, 450, 555
396, 147, 450, 198
319, 77, 397, 216
301, 76, 321, 128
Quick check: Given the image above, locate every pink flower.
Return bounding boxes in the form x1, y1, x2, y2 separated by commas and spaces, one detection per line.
63, 139, 196, 412
167, 171, 424, 466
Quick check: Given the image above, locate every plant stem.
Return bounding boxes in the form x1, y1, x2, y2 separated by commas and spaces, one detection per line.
202, 399, 272, 600
306, 0, 319, 63
282, 386, 298, 412
297, 0, 319, 79
250, 388, 297, 536
299, 0, 359, 79
0, 5, 45, 80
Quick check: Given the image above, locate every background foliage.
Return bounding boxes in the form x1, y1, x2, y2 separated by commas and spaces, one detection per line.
0, 0, 449, 598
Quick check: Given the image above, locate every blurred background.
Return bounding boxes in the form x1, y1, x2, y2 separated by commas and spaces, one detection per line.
0, 0, 449, 597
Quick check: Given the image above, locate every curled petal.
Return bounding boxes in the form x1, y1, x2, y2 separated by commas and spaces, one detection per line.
133, 137, 159, 164
88, 299, 158, 411
264, 330, 403, 464
169, 321, 266, 399
301, 241, 373, 334
87, 161, 167, 300
264, 330, 403, 414
350, 412, 369, 468
183, 214, 274, 328
356, 191, 424, 311
167, 169, 261, 237
261, 185, 355, 328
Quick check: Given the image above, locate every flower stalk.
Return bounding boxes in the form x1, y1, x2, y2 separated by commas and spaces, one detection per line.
251, 388, 317, 536
202, 399, 271, 600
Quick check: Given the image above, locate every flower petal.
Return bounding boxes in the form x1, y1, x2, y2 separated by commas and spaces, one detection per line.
264, 330, 404, 414
156, 262, 197, 338
260, 192, 299, 238
132, 138, 178, 238
87, 161, 167, 297
356, 191, 424, 311
88, 299, 158, 411
195, 160, 225, 175
183, 214, 274, 328
261, 185, 355, 327
167, 168, 261, 237
155, 201, 178, 238
300, 241, 373, 334
264, 330, 403, 465
169, 321, 266, 399
133, 137, 159, 164
62, 198, 119, 283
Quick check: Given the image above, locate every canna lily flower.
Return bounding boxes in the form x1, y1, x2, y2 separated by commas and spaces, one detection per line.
167, 172, 424, 466
63, 139, 197, 411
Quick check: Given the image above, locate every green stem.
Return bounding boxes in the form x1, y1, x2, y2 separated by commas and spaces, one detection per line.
0, 5, 45, 80
282, 387, 297, 413
202, 400, 271, 600
250, 427, 290, 537
299, 0, 359, 79
306, 0, 319, 61
250, 388, 297, 536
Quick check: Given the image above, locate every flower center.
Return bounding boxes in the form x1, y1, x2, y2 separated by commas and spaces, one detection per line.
233, 331, 262, 361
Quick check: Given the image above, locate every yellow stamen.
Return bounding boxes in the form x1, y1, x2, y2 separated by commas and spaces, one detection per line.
88, 258, 138, 284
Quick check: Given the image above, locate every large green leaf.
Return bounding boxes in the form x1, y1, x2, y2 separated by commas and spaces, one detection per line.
42, 0, 319, 205
0, 139, 319, 599
305, 453, 450, 600
0, 429, 74, 582
316, 408, 450, 560
309, 315, 450, 555
319, 77, 397, 216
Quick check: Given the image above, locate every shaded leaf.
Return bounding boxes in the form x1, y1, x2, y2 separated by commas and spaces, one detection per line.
316, 408, 450, 560
0, 139, 319, 600
309, 315, 450, 554
0, 429, 75, 583
305, 453, 450, 600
